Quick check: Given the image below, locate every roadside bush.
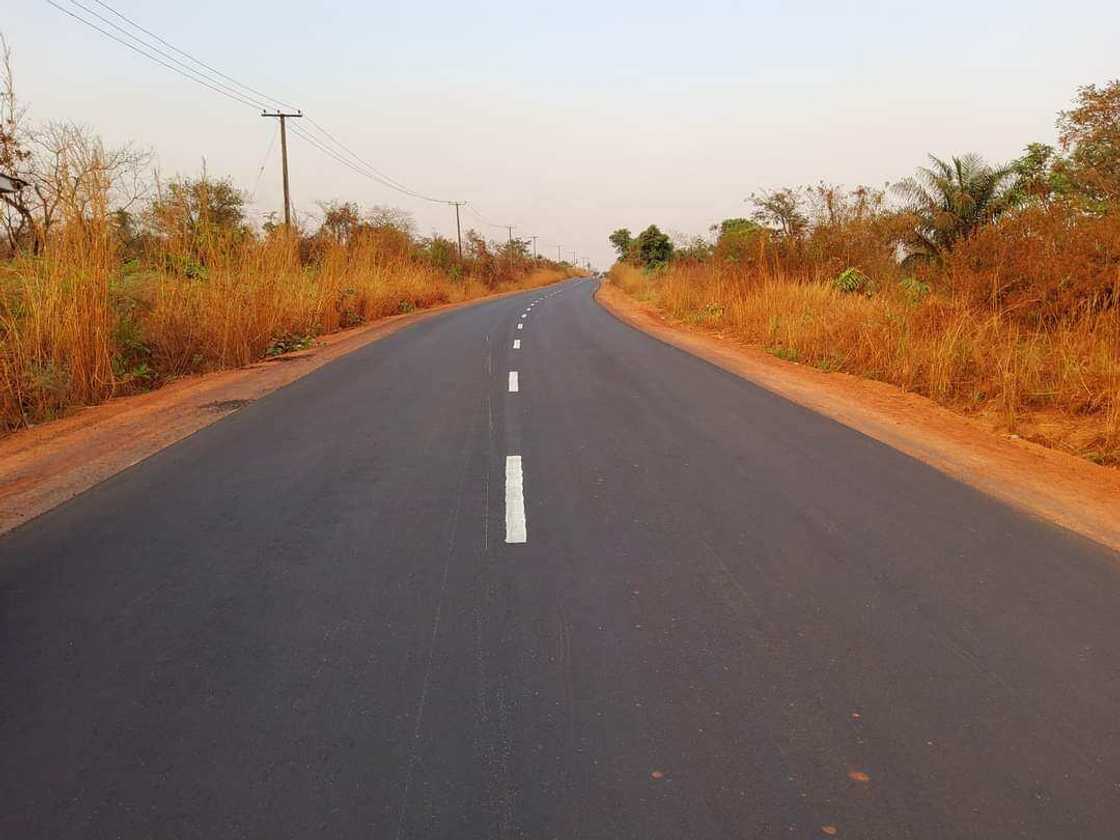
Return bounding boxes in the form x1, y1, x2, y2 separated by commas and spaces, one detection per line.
833, 267, 871, 294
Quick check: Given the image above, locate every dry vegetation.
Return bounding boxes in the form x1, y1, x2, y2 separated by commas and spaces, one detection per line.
0, 214, 570, 432
0, 35, 574, 433
608, 82, 1120, 465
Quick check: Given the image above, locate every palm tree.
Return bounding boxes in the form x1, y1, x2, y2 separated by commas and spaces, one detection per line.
894, 154, 1018, 264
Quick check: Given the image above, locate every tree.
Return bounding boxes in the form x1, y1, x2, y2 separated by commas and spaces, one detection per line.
1057, 79, 1120, 208
365, 205, 415, 236
501, 237, 530, 260
714, 217, 759, 237
0, 32, 34, 253
146, 172, 247, 256
420, 234, 459, 273
749, 188, 808, 238
711, 217, 763, 262
893, 154, 1018, 263
1, 33, 151, 254
673, 235, 712, 262
608, 227, 633, 261
316, 200, 362, 243
635, 224, 673, 267
1008, 143, 1069, 205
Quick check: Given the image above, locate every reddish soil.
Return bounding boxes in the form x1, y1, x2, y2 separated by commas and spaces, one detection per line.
597, 283, 1120, 553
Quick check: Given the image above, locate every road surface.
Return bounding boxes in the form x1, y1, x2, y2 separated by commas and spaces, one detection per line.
3, 277, 1119, 838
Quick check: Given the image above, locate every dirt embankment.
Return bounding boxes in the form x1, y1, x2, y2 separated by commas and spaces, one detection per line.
597, 283, 1120, 554
0, 289, 534, 536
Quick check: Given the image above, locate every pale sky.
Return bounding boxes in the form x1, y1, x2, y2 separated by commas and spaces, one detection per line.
8, 1, 1119, 267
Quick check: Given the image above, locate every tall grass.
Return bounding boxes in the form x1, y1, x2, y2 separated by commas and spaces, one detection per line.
610, 209, 1120, 465
0, 210, 570, 433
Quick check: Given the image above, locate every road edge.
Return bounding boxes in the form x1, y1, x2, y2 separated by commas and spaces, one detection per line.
595, 281, 1120, 554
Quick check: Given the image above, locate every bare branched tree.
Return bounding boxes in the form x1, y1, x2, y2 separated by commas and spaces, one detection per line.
0, 31, 37, 254
0, 32, 152, 254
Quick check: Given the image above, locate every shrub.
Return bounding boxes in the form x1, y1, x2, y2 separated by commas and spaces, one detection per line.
834, 267, 871, 294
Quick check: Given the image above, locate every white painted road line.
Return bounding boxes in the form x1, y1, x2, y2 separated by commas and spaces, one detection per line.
508, 371, 519, 392
505, 456, 527, 543
521, 314, 527, 319
517, 323, 523, 330
513, 339, 521, 349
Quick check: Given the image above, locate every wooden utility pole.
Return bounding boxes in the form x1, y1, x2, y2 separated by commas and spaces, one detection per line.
450, 202, 465, 259
506, 225, 514, 245
261, 111, 302, 228
528, 235, 539, 259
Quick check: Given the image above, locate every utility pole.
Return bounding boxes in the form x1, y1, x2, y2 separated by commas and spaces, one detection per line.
261, 111, 303, 228
449, 202, 465, 259
557, 245, 562, 262
506, 225, 514, 245
528, 235, 539, 259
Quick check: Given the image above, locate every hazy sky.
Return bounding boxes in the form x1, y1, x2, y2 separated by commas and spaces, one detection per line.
9, 1, 1119, 266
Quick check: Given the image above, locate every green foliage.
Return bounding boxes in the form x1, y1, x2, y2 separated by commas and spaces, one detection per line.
265, 333, 315, 357
675, 236, 713, 262
712, 217, 763, 262
834, 267, 871, 294
716, 217, 759, 236
147, 174, 248, 242
768, 346, 800, 363
899, 275, 930, 304
110, 307, 152, 385
635, 224, 673, 267
1009, 143, 1074, 204
608, 228, 633, 260
894, 154, 1019, 265
420, 235, 459, 273
500, 238, 531, 260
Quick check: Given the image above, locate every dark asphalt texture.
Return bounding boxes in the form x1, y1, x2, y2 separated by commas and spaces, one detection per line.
3, 277, 1120, 839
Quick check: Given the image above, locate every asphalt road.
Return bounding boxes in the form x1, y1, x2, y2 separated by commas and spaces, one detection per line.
3, 277, 1120, 839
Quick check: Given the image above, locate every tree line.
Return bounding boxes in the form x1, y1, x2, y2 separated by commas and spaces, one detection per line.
608, 80, 1120, 278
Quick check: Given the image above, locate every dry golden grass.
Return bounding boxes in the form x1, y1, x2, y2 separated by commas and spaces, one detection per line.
610, 259, 1120, 465
0, 219, 570, 432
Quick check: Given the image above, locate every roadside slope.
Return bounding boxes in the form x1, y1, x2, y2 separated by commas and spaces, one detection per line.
597, 282, 1120, 552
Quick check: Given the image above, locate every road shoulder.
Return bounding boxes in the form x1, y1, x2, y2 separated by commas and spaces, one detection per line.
596, 282, 1120, 553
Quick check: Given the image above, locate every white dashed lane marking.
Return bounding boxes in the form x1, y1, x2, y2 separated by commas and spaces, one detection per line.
513, 339, 521, 349
508, 371, 519, 393
505, 456, 527, 544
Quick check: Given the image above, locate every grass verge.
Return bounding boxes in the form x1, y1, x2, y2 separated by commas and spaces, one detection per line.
0, 216, 572, 432
609, 261, 1119, 466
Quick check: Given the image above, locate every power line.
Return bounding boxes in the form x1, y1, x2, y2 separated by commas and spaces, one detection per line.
45, 1, 262, 109
464, 203, 511, 230
51, 1, 461, 207
66, 0, 270, 110
72, 1, 403, 199
303, 116, 444, 202
45, 0, 556, 248
88, 0, 300, 112
48, 3, 423, 197
248, 123, 279, 201
286, 122, 414, 193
